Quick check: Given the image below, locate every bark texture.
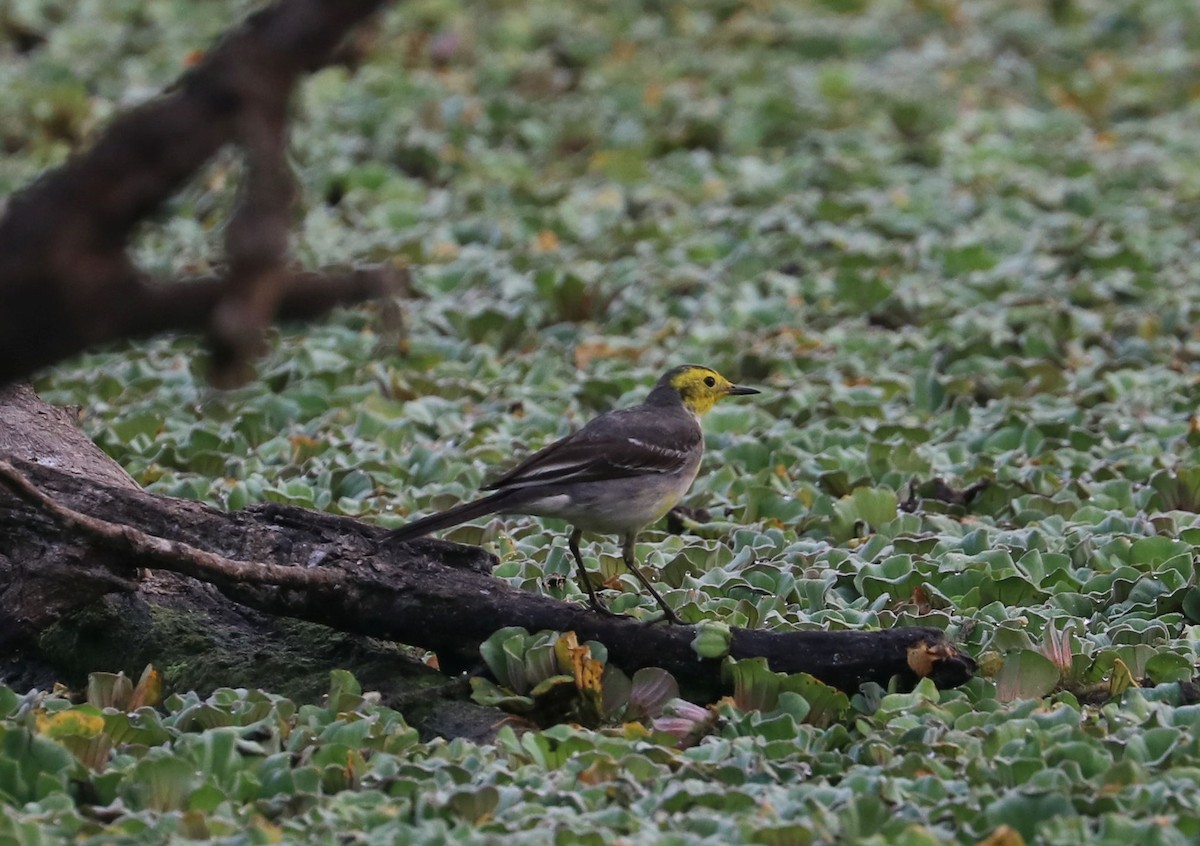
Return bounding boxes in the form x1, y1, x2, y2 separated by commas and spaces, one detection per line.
0, 384, 505, 741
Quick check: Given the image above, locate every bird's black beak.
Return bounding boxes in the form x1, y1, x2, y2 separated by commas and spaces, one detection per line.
726, 385, 761, 396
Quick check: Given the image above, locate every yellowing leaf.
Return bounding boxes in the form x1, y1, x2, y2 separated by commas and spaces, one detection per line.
250, 819, 284, 845
554, 631, 583, 675
622, 721, 652, 740
553, 631, 603, 695
976, 824, 1027, 846
59, 733, 112, 771
1109, 657, 1137, 696
38, 708, 105, 739
575, 653, 603, 696
428, 242, 460, 262
977, 651, 1004, 678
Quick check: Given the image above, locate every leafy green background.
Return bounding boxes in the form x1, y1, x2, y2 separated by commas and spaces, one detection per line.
6, 0, 1200, 841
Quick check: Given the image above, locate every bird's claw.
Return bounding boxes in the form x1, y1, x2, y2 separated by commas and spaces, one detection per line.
586, 596, 628, 619
586, 595, 682, 624
656, 609, 683, 626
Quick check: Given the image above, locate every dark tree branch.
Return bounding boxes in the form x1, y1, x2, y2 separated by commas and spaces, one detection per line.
210, 47, 300, 386
0, 0, 397, 387
128, 265, 411, 337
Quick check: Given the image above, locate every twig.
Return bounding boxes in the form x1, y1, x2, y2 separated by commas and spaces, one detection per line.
0, 459, 337, 590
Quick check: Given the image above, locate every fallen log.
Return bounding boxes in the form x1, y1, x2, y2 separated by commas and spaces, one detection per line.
0, 457, 974, 700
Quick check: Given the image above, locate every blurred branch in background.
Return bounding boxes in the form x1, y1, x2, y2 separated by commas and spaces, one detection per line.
0, 0, 403, 388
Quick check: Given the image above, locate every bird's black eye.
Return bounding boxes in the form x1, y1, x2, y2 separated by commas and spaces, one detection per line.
703, 376, 716, 387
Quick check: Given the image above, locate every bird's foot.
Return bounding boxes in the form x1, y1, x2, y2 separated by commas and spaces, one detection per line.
587, 599, 621, 618
585, 594, 634, 619
655, 607, 683, 626
586, 594, 682, 624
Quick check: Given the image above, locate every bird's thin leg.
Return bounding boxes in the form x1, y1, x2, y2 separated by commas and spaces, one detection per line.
569, 527, 616, 617
622, 533, 681, 624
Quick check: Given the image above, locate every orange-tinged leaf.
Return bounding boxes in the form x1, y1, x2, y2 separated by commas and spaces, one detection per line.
577, 759, 618, 785
611, 39, 637, 63
250, 819, 284, 844
573, 340, 617, 369
428, 242, 460, 262
129, 665, 162, 710
289, 434, 323, 462
702, 177, 728, 201
909, 585, 933, 615
573, 339, 644, 370
976, 825, 1027, 846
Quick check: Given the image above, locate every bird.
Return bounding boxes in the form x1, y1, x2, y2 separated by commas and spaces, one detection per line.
380, 364, 760, 622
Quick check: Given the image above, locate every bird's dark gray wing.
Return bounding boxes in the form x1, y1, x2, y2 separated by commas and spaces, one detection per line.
482, 407, 700, 492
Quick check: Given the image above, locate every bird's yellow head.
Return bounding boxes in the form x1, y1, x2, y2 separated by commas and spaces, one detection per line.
652, 364, 760, 416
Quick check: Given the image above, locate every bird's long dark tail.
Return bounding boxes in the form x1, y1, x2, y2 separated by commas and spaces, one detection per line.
380, 489, 519, 543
